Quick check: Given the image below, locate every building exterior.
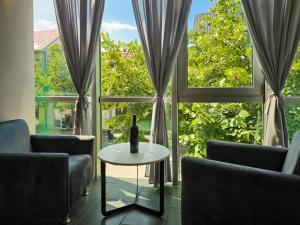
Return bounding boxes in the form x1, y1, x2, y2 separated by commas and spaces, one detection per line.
193, 13, 213, 32
34, 29, 60, 74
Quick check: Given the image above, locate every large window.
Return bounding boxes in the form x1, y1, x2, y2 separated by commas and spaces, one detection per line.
176, 0, 264, 160
33, 0, 300, 182
100, 0, 152, 144
34, 0, 82, 135
99, 0, 265, 181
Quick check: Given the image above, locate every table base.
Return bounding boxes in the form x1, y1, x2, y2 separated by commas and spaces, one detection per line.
101, 160, 165, 217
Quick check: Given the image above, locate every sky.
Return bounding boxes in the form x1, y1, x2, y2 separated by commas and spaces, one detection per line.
34, 0, 215, 42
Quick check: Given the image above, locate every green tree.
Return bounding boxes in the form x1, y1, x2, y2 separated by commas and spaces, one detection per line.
101, 32, 153, 97
35, 44, 75, 96
188, 0, 252, 88
46, 44, 76, 96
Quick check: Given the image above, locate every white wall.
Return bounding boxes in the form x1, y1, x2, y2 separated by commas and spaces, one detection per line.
0, 0, 35, 132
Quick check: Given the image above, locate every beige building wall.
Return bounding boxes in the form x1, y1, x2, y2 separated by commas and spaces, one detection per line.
0, 0, 35, 133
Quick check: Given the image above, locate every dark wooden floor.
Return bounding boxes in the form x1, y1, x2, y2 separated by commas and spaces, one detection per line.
68, 176, 181, 225
1, 176, 181, 225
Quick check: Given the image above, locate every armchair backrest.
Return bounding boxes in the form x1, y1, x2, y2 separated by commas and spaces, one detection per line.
282, 131, 300, 175
0, 119, 33, 153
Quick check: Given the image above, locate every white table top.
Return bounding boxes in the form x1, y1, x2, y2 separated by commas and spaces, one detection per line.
98, 142, 170, 166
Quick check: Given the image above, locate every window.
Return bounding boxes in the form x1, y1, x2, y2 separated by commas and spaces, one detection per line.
188, 0, 252, 88
176, 0, 264, 162
34, 0, 81, 135
100, 0, 153, 97
178, 0, 263, 101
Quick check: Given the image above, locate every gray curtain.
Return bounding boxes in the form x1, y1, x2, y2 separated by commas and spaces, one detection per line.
132, 0, 192, 186
54, 0, 105, 134
242, 0, 300, 147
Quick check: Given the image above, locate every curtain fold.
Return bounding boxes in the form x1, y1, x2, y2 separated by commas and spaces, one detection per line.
54, 0, 105, 134
242, 0, 300, 147
132, 0, 192, 186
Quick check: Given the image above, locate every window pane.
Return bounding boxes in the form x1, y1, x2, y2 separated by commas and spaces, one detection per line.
283, 45, 300, 96
101, 0, 154, 97
187, 0, 253, 88
178, 103, 263, 158
34, 0, 76, 96
101, 103, 153, 146
286, 103, 300, 142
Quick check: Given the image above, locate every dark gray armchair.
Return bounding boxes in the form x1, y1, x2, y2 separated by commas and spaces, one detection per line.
0, 119, 95, 224
182, 132, 300, 225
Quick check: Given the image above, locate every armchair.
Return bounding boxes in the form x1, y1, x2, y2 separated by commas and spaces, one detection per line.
0, 119, 95, 224
182, 133, 300, 225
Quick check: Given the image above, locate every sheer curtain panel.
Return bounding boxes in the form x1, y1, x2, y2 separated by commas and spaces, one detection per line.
132, 0, 192, 186
54, 0, 105, 134
242, 0, 300, 147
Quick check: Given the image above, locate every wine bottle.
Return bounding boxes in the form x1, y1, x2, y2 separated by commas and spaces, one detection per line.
130, 114, 139, 153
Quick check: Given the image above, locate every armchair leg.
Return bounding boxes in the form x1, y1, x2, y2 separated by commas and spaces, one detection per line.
60, 214, 70, 225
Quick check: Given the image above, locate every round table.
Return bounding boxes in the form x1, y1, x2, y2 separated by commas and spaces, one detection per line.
98, 142, 169, 217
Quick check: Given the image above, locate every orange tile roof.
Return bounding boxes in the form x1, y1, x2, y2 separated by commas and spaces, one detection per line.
34, 29, 60, 51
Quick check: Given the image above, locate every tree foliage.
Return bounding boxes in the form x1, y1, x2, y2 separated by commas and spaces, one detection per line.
35, 44, 76, 96
188, 0, 252, 88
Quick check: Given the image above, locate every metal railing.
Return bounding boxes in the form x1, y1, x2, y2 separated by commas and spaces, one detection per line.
35, 96, 92, 135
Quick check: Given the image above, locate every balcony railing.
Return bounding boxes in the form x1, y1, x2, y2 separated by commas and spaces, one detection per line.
35, 96, 92, 135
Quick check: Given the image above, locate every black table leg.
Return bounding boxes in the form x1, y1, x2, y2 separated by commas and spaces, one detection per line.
100, 160, 165, 217
159, 160, 164, 215
101, 160, 107, 216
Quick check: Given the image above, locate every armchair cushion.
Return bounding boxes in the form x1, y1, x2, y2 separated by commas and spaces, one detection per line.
0, 120, 32, 153
282, 131, 300, 175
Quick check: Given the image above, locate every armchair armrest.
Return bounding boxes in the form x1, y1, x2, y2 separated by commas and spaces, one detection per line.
31, 135, 96, 180
206, 140, 288, 171
31, 135, 94, 156
182, 156, 300, 225
0, 153, 69, 219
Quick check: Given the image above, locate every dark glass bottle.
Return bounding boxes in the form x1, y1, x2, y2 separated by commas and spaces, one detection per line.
130, 115, 139, 153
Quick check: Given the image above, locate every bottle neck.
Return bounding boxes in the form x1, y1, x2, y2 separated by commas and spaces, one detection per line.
132, 115, 136, 126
